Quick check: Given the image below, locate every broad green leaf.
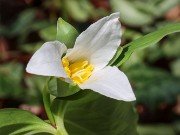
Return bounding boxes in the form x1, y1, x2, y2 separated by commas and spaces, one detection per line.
51, 91, 138, 135
112, 23, 180, 67
110, 0, 153, 26
48, 77, 80, 97
0, 109, 56, 135
56, 18, 78, 48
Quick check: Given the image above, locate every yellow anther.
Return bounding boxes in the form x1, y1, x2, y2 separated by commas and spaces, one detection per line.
64, 67, 71, 77
62, 57, 71, 77
61, 57, 94, 84
86, 65, 94, 71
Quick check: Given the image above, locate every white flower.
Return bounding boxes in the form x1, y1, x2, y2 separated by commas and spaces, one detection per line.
26, 13, 136, 101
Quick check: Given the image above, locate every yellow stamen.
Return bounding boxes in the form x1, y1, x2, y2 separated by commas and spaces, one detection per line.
62, 57, 94, 84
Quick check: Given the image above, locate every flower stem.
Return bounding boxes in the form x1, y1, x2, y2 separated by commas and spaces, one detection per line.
52, 98, 69, 135
55, 116, 68, 135
42, 79, 55, 126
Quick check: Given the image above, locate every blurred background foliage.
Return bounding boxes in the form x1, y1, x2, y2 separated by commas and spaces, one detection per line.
0, 0, 179, 135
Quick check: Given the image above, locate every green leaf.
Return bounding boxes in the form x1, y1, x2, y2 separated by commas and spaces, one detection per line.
51, 91, 138, 135
56, 18, 79, 48
112, 23, 180, 67
48, 77, 80, 97
0, 109, 56, 135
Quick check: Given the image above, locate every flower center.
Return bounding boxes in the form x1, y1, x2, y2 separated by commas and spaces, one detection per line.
62, 57, 94, 84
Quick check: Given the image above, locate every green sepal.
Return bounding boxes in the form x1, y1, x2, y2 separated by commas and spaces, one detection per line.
48, 77, 80, 98
57, 89, 91, 101
112, 23, 180, 66
108, 47, 123, 66
56, 18, 79, 48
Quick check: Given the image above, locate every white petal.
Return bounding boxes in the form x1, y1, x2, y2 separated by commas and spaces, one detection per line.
79, 66, 136, 101
26, 41, 67, 77
67, 13, 121, 70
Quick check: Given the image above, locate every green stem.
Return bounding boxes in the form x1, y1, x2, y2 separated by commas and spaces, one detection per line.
55, 116, 68, 135
42, 79, 55, 126
52, 98, 69, 135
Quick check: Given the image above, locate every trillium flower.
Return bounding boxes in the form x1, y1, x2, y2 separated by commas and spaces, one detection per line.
26, 13, 136, 101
